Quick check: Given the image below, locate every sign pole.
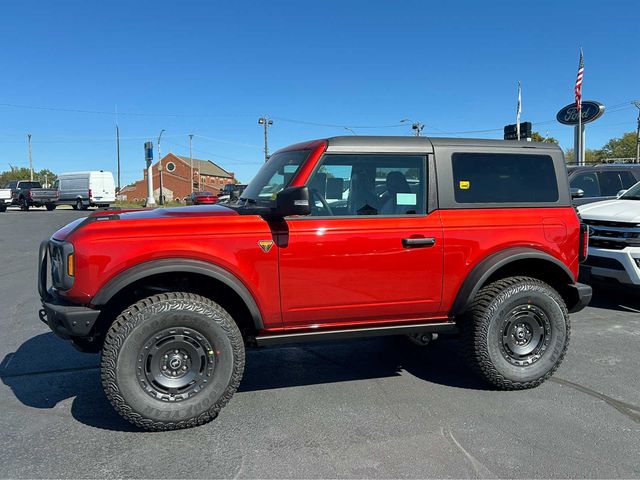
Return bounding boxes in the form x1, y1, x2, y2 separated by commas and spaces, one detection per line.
145, 141, 156, 206
577, 107, 583, 165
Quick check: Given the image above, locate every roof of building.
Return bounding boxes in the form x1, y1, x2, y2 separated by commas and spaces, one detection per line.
174, 155, 233, 178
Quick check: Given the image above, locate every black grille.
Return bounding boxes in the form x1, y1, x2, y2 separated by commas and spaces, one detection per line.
583, 256, 626, 271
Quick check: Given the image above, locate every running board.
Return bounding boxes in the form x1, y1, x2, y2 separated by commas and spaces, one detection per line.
254, 322, 457, 347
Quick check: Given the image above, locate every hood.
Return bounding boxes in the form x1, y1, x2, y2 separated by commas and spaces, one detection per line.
578, 199, 640, 223
52, 205, 239, 241
114, 204, 238, 221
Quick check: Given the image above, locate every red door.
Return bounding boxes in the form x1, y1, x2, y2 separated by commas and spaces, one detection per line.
278, 213, 444, 328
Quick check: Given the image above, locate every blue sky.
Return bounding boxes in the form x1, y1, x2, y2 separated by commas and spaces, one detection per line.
1, 0, 638, 185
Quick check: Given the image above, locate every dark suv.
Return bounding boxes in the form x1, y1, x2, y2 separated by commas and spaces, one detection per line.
568, 164, 640, 205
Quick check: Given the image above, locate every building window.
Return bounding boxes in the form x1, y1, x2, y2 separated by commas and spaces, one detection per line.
166, 162, 176, 172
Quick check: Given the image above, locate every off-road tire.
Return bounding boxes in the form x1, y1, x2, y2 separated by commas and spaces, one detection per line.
101, 292, 245, 431
46, 204, 56, 211
460, 276, 570, 390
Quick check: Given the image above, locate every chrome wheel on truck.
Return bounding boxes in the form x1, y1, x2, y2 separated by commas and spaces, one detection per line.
101, 292, 245, 431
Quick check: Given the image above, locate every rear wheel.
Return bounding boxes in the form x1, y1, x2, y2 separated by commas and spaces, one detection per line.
461, 276, 569, 390
46, 204, 56, 211
76, 199, 84, 210
0, 205, 6, 213
20, 198, 29, 211
101, 292, 245, 431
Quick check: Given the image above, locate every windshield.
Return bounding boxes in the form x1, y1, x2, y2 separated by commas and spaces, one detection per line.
241, 150, 310, 204
620, 182, 640, 200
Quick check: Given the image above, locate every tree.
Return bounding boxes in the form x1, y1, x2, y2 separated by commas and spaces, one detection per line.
598, 132, 637, 160
564, 148, 601, 165
530, 131, 559, 145
0, 166, 57, 187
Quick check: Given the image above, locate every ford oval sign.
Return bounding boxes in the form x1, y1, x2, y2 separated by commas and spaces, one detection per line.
556, 101, 605, 125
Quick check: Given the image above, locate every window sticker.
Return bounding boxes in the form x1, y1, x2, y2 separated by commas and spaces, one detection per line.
459, 180, 470, 190
396, 193, 417, 206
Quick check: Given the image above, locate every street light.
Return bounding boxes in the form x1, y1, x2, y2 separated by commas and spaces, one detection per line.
258, 116, 273, 162
634, 101, 640, 164
400, 119, 424, 136
157, 129, 165, 204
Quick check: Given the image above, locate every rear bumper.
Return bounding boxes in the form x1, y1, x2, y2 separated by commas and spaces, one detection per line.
567, 282, 592, 313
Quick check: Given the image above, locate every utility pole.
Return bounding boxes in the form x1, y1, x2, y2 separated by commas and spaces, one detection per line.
27, 134, 33, 181
634, 101, 640, 164
116, 123, 121, 193
157, 129, 165, 204
258, 116, 273, 162
189, 134, 194, 193
400, 119, 424, 136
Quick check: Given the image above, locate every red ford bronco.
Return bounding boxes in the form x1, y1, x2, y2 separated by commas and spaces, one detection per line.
39, 136, 591, 430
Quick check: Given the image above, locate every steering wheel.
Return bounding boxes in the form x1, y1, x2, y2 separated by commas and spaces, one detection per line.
310, 189, 334, 216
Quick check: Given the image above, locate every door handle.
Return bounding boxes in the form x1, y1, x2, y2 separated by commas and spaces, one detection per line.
402, 237, 436, 248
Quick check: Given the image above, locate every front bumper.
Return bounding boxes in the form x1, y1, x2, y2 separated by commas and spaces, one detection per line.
582, 246, 640, 286
38, 239, 100, 338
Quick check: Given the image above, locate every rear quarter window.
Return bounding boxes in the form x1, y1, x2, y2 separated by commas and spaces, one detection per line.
452, 153, 559, 203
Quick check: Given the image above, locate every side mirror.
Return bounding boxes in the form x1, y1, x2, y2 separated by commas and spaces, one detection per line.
571, 187, 585, 199
616, 189, 627, 198
275, 186, 311, 217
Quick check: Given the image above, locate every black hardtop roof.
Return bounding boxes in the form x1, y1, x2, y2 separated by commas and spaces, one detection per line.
325, 135, 561, 153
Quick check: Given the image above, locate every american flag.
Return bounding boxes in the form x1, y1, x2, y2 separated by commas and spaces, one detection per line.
575, 49, 584, 112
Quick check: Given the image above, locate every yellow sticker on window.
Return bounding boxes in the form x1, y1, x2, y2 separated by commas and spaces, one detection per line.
459, 180, 470, 190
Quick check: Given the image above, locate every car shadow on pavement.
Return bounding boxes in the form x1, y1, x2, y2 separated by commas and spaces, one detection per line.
586, 281, 640, 313
0, 332, 485, 431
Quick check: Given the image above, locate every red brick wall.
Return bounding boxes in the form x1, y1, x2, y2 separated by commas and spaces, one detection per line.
119, 153, 235, 203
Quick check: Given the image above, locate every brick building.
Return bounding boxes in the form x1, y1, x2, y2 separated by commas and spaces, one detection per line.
119, 153, 235, 203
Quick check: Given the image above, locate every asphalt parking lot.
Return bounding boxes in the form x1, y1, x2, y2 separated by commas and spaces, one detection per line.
0, 207, 639, 478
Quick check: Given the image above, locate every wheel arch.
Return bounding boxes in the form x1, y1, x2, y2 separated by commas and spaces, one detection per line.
450, 247, 577, 317
92, 258, 264, 333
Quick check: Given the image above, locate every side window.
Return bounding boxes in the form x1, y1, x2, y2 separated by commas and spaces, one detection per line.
452, 153, 559, 203
306, 154, 426, 216
619, 171, 638, 189
570, 172, 600, 198
597, 171, 623, 197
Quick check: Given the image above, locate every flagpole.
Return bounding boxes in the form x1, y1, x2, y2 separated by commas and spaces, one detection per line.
516, 81, 521, 141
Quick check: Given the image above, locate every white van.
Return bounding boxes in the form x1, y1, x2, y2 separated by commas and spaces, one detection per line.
55, 171, 116, 210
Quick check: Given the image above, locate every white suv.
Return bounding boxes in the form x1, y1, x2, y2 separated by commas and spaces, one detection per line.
578, 182, 640, 286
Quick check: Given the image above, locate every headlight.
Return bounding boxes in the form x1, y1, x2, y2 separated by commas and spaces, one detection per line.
49, 240, 74, 290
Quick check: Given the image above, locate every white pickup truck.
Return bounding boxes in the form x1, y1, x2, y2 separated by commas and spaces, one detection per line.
0, 187, 11, 212
578, 182, 640, 287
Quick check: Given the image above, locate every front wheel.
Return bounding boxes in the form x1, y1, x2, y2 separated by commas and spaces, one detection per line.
101, 292, 245, 431
461, 276, 569, 390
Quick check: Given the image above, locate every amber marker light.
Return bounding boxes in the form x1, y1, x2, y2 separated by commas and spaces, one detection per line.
67, 254, 75, 277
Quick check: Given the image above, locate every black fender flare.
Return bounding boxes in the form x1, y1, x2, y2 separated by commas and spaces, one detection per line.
91, 258, 264, 329
449, 247, 575, 317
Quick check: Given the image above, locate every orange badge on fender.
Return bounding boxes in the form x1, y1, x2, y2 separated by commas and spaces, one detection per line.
258, 240, 274, 253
